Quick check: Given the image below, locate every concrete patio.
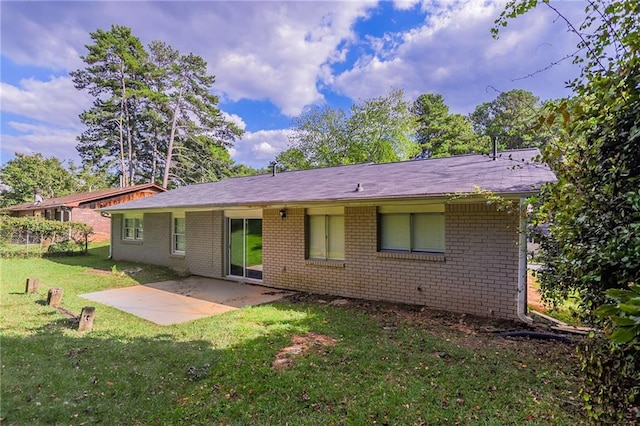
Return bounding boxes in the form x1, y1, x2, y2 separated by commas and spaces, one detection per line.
80, 277, 294, 325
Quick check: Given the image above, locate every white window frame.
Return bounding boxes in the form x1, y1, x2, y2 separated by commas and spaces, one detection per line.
307, 214, 345, 261
123, 214, 143, 241
172, 214, 186, 254
379, 212, 445, 253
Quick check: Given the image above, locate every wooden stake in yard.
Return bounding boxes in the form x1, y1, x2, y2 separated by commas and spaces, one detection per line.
25, 278, 40, 293
78, 307, 96, 331
47, 288, 63, 307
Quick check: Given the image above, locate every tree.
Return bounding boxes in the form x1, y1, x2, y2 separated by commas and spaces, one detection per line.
71, 25, 150, 187
280, 89, 418, 169
412, 93, 484, 158
0, 154, 78, 207
68, 162, 114, 192
495, 1, 639, 421
469, 89, 551, 150
71, 26, 243, 187
146, 41, 243, 188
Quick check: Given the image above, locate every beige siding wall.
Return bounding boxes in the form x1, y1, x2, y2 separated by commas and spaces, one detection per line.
263, 204, 520, 320
111, 213, 187, 272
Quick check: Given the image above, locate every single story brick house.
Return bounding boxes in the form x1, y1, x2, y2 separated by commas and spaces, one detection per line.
6, 184, 165, 241
103, 149, 555, 321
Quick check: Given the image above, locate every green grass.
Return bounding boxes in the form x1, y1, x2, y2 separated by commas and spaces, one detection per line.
1, 245, 585, 425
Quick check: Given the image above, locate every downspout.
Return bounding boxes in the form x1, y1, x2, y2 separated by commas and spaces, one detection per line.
108, 215, 113, 259
518, 198, 534, 324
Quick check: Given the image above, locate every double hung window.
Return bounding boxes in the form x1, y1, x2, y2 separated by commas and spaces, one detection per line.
307, 213, 345, 261
172, 216, 186, 254
379, 209, 444, 253
123, 215, 143, 241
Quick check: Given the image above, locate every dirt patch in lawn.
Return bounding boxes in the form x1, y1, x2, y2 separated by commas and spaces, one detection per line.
527, 271, 548, 313
272, 332, 338, 371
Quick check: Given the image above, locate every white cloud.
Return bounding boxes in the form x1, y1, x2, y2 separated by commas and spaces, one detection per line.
393, 0, 421, 11
222, 112, 247, 131
0, 4, 87, 71
333, 0, 580, 113
0, 1, 373, 117
199, 1, 374, 116
0, 76, 91, 127
0, 0, 585, 169
232, 129, 292, 168
1, 122, 81, 164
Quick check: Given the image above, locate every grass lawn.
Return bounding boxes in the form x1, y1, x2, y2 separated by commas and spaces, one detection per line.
1, 245, 585, 425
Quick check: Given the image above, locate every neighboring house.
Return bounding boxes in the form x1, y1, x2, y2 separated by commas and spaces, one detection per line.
6, 184, 165, 241
103, 149, 555, 321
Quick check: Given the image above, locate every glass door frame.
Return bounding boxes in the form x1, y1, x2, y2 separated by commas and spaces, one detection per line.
225, 213, 263, 281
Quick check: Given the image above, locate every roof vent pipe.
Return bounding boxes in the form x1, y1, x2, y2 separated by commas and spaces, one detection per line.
492, 136, 498, 160
355, 183, 363, 192
270, 161, 278, 177
34, 188, 43, 205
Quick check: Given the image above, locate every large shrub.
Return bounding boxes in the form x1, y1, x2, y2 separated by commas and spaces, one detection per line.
0, 215, 93, 257
579, 285, 640, 424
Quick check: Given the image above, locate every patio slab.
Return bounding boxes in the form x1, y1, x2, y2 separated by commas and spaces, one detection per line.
80, 277, 294, 325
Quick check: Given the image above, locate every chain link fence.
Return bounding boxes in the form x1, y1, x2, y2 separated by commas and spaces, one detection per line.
0, 216, 92, 257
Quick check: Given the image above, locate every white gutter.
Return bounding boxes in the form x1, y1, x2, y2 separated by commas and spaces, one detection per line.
518, 198, 534, 324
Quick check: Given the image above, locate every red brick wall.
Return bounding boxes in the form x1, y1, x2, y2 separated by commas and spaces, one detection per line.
71, 208, 111, 241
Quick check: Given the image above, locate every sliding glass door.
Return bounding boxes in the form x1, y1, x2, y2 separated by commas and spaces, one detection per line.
228, 218, 263, 280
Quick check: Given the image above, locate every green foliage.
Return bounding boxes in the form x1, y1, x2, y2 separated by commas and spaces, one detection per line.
68, 162, 114, 192
71, 25, 150, 187
0, 216, 92, 258
496, 0, 640, 317
280, 89, 418, 169
448, 185, 521, 216
495, 0, 640, 423
583, 285, 640, 423
0, 154, 79, 207
411, 93, 484, 158
577, 332, 639, 424
596, 284, 640, 345
469, 89, 553, 150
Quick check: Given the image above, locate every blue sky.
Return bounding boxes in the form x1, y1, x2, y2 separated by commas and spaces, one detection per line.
1, 0, 584, 169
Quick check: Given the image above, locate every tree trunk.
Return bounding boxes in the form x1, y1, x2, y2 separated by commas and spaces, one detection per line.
125, 100, 135, 186
162, 88, 184, 188
119, 62, 129, 187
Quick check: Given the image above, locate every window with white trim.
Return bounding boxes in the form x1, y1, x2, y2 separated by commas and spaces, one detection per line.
307, 214, 345, 260
172, 215, 185, 254
379, 212, 444, 253
123, 214, 143, 241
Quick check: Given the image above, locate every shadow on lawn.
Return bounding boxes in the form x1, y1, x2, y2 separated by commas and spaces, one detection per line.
43, 244, 182, 285
1, 300, 332, 425
2, 293, 586, 425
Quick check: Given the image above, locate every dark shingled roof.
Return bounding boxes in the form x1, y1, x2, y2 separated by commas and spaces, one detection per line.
103, 149, 555, 212
6, 184, 165, 212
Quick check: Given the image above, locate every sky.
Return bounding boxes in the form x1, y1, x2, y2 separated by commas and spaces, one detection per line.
1, 0, 586, 170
